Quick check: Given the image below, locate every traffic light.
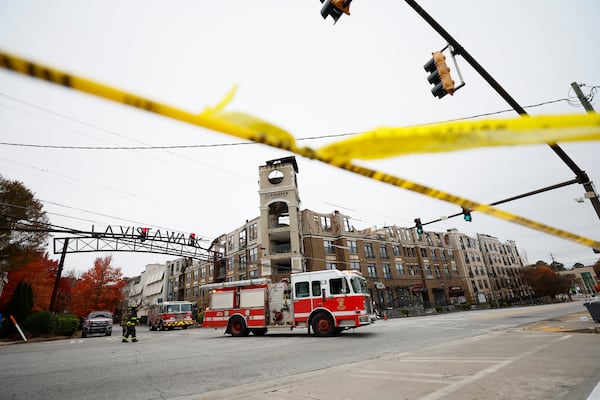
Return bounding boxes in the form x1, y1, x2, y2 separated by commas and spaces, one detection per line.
140, 227, 148, 242
188, 233, 196, 247
414, 218, 424, 234
462, 208, 472, 222
320, 0, 351, 24
423, 51, 455, 99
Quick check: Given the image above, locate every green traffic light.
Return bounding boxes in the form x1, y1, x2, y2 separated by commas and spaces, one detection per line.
462, 208, 472, 222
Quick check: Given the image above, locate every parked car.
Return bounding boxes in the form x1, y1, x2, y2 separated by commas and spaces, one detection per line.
81, 311, 113, 338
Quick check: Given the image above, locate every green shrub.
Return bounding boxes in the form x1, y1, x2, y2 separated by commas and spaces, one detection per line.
401, 308, 409, 316
23, 310, 55, 337
54, 313, 79, 336
462, 303, 471, 311
435, 306, 444, 313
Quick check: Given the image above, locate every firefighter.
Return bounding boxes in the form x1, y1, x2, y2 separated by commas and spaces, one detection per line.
122, 305, 138, 343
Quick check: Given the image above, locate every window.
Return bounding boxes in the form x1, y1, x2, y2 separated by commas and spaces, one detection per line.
320, 216, 331, 231
228, 258, 234, 271
351, 276, 368, 294
349, 261, 360, 271
324, 240, 335, 254
392, 245, 401, 257
444, 265, 450, 277
239, 254, 246, 270
249, 269, 258, 279
395, 263, 404, 275
364, 243, 375, 258
239, 229, 247, 248
248, 223, 257, 241
249, 247, 258, 263
330, 278, 346, 295
386, 288, 393, 308
367, 264, 377, 278
434, 266, 441, 278
295, 281, 310, 298
239, 274, 245, 281
343, 217, 353, 231
326, 262, 337, 270
382, 264, 391, 279
312, 280, 322, 296
348, 240, 358, 253
379, 244, 389, 259
227, 235, 234, 251
425, 265, 432, 278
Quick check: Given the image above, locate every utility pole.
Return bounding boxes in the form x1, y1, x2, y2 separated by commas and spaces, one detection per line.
570, 82, 596, 113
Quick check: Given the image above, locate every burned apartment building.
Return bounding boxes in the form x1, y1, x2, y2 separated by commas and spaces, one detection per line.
165, 156, 531, 312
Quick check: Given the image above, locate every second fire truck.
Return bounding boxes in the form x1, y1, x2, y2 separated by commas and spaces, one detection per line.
202, 269, 375, 337
148, 301, 195, 330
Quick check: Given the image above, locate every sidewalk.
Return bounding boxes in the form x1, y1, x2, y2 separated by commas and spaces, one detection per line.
523, 310, 600, 334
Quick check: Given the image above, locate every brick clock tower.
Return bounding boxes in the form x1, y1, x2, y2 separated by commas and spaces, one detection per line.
258, 156, 304, 277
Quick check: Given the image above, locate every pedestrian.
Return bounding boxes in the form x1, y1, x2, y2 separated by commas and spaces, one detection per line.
122, 305, 138, 343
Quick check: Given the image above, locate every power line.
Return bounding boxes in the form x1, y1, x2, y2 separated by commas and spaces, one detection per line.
0, 95, 580, 150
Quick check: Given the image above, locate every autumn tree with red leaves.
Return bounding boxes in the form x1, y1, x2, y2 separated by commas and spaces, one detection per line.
70, 256, 126, 317
0, 252, 58, 312
522, 264, 572, 299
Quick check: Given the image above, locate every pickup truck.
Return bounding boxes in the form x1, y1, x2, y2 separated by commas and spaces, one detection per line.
81, 311, 113, 338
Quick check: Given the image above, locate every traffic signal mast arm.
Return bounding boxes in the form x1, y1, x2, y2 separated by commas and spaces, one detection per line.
416, 178, 580, 229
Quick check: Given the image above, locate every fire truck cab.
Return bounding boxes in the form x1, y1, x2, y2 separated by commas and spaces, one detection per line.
202, 269, 374, 337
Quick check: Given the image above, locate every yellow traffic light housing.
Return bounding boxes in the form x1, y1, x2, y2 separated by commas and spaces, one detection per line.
433, 51, 454, 95
423, 47, 465, 99
320, 0, 352, 24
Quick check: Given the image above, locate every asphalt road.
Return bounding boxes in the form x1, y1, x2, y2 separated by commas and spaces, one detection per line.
1, 301, 598, 400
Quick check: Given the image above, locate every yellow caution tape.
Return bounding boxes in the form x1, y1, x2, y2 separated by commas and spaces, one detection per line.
317, 114, 600, 160
0, 51, 296, 151
1, 50, 598, 250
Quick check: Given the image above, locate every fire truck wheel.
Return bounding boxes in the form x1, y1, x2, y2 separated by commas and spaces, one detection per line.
159, 322, 166, 331
311, 312, 335, 337
228, 316, 249, 337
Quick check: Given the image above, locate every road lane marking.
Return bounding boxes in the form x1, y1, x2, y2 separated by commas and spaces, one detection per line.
416, 335, 572, 400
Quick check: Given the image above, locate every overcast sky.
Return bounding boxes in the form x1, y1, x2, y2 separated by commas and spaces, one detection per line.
1, 0, 599, 277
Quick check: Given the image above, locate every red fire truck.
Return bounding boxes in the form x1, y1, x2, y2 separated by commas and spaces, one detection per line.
202, 269, 375, 337
148, 301, 194, 331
